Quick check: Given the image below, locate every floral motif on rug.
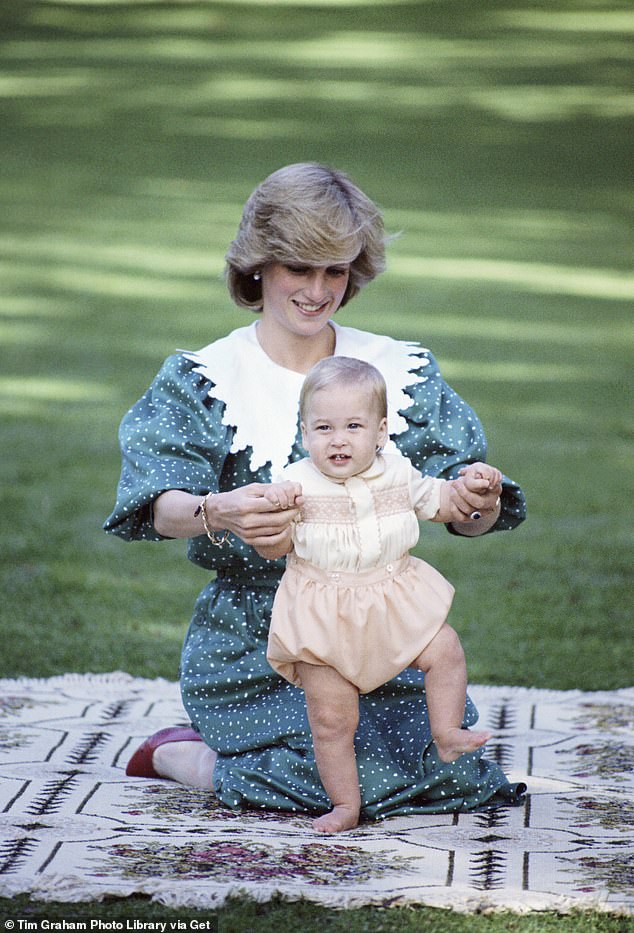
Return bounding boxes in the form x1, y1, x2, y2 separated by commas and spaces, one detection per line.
89, 839, 416, 885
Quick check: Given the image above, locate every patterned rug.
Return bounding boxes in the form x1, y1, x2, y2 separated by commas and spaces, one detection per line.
0, 673, 632, 915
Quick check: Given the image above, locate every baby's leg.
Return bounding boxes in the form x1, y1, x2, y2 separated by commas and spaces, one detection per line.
412, 624, 491, 763
297, 661, 360, 834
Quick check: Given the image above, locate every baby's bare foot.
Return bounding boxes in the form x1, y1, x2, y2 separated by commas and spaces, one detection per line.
435, 728, 491, 763
312, 804, 359, 834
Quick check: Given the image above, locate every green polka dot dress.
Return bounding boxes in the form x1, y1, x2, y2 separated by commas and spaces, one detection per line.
105, 323, 527, 819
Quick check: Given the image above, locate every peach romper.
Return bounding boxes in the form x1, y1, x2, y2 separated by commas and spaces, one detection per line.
267, 451, 455, 694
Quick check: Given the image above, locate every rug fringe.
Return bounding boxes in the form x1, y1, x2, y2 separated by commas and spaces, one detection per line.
0, 875, 629, 916
0, 671, 175, 691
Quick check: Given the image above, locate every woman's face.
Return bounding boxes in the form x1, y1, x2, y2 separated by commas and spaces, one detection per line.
260, 262, 350, 340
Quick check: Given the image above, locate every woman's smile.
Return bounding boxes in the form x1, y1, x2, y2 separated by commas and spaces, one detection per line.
293, 297, 331, 316
261, 262, 350, 335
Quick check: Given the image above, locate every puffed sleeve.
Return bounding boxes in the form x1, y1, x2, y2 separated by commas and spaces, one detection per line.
394, 350, 526, 533
103, 353, 233, 541
408, 468, 445, 522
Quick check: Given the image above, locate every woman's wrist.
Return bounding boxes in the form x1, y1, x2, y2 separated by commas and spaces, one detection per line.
153, 489, 224, 540
195, 493, 231, 547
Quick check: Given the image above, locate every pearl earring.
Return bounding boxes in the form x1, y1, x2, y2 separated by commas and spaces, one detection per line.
253, 271, 261, 281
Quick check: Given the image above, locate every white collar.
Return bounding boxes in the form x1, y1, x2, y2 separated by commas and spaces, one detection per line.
182, 322, 429, 478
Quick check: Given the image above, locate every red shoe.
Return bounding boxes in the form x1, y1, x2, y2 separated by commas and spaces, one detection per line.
125, 726, 203, 778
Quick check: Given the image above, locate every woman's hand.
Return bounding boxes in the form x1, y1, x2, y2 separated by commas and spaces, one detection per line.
214, 483, 303, 548
434, 462, 503, 535
153, 485, 302, 548
251, 482, 304, 559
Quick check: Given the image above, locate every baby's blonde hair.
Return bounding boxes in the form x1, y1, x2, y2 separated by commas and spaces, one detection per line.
300, 357, 388, 423
225, 163, 387, 310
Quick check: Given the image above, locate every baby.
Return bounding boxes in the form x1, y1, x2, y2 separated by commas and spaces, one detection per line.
257, 356, 503, 834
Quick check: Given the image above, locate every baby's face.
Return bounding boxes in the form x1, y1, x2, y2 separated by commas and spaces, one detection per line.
300, 385, 387, 481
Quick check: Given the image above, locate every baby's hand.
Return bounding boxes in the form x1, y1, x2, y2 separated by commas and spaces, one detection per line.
263, 481, 304, 510
459, 462, 503, 493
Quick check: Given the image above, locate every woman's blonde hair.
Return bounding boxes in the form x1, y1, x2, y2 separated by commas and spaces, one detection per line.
225, 163, 387, 310
299, 357, 388, 422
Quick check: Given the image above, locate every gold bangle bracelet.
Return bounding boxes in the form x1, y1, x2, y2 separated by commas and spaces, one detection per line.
195, 494, 230, 547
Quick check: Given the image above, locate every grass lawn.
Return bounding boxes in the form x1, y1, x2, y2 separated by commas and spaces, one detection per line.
0, 1, 632, 930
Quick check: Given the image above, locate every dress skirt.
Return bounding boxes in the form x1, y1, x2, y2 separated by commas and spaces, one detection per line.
267, 554, 455, 694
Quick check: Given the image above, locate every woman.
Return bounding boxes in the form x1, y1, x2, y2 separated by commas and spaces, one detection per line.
105, 162, 527, 821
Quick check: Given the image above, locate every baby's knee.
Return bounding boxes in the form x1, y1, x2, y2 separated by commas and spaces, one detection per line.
415, 623, 465, 671
309, 699, 358, 743
436, 623, 466, 664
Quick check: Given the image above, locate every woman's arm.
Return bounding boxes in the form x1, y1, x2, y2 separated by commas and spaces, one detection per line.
153, 485, 301, 548
395, 350, 526, 535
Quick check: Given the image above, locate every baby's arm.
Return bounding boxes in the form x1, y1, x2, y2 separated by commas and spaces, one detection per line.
255, 481, 304, 560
